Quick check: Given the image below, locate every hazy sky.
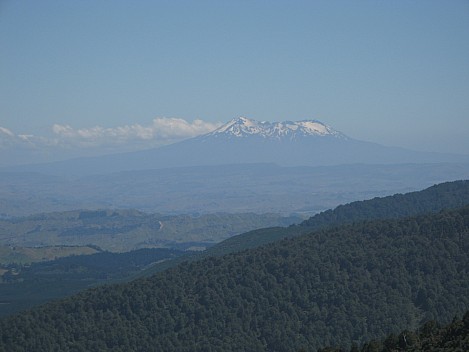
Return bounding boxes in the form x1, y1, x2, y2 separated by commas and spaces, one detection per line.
1, 0, 468, 164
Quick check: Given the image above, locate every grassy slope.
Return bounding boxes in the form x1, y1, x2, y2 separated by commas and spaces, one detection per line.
0, 245, 100, 265
0, 210, 300, 252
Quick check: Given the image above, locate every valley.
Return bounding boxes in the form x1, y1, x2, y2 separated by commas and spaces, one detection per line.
0, 209, 298, 253
1, 180, 469, 328
3, 2, 469, 349
2, 162, 469, 217
1, 119, 469, 350
1, 200, 469, 350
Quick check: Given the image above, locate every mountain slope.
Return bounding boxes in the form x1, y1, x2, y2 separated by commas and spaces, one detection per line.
222, 179, 469, 249
0, 248, 186, 318
300, 179, 469, 228
201, 117, 347, 140
141, 179, 469, 277
3, 181, 467, 319
4, 117, 468, 176
320, 312, 469, 351
1, 206, 469, 351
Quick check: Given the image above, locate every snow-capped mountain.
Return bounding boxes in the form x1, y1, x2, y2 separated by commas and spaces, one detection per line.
202, 117, 347, 140
4, 117, 468, 176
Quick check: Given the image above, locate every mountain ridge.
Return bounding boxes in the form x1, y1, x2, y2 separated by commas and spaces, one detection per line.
2, 205, 469, 351
140, 179, 469, 276
2, 117, 468, 176
200, 116, 348, 140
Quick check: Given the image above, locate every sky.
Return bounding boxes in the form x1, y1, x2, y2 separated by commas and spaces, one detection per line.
1, 0, 469, 165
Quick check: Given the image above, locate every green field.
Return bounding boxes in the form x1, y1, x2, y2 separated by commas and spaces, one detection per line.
0, 245, 100, 265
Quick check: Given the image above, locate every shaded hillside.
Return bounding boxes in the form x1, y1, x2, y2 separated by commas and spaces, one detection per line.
143, 180, 469, 277
10, 178, 464, 316
212, 180, 469, 252
0, 248, 185, 318
1, 206, 469, 351
319, 312, 469, 352
2, 180, 468, 323
211, 180, 469, 252
301, 179, 469, 228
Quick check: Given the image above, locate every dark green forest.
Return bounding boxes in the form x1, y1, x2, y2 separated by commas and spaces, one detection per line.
142, 180, 469, 276
301, 179, 469, 228
319, 311, 469, 351
1, 205, 469, 351
202, 180, 469, 257
4, 181, 467, 318
0, 248, 186, 317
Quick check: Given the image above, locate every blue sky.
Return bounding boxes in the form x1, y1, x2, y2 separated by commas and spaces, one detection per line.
1, 0, 468, 164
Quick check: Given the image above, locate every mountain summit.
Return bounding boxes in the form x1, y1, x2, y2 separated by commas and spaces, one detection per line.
4, 117, 468, 175
203, 117, 347, 140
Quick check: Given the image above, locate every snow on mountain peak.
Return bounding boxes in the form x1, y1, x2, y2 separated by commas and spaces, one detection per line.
205, 117, 347, 140
215, 117, 263, 136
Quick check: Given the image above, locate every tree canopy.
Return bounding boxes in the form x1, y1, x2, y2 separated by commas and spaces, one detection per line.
1, 205, 469, 351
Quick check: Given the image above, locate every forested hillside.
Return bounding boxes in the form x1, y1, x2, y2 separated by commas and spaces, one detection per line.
201, 180, 469, 256
143, 180, 469, 276
0, 248, 185, 317
300, 179, 469, 228
319, 312, 469, 351
1, 206, 468, 351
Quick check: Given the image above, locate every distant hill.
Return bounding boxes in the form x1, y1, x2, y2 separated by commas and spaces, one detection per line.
0, 245, 100, 265
299, 179, 469, 228
2, 162, 469, 217
1, 205, 469, 351
2, 180, 469, 320
142, 180, 469, 276
0, 210, 299, 252
4, 117, 468, 176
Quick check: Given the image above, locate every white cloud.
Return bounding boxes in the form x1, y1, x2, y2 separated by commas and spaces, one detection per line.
50, 118, 221, 147
0, 127, 14, 137
0, 117, 222, 166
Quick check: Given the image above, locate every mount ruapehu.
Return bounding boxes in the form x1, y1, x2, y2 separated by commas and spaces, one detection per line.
5, 117, 468, 176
